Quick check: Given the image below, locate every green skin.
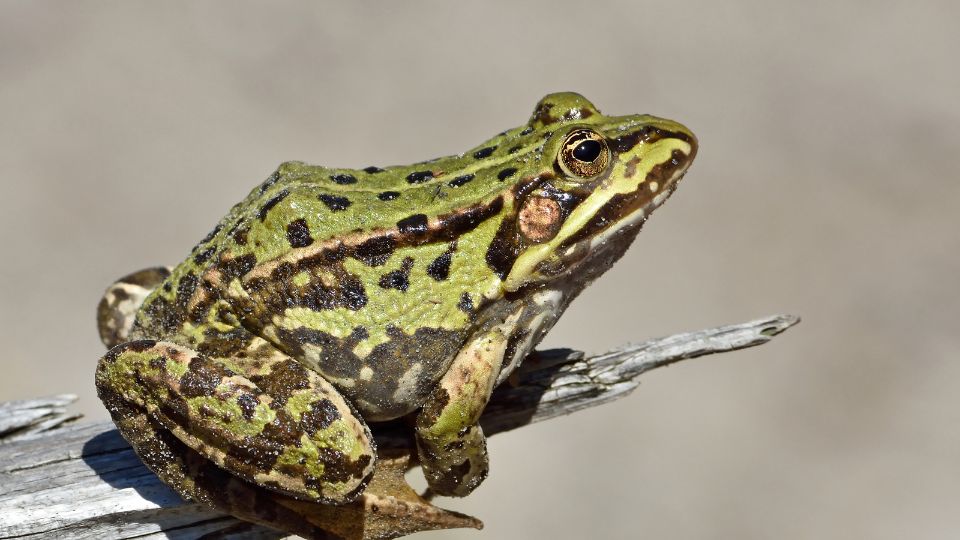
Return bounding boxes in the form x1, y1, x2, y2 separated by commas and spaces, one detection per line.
95, 92, 698, 505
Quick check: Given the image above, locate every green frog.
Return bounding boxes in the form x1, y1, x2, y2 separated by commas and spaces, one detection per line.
95, 92, 697, 506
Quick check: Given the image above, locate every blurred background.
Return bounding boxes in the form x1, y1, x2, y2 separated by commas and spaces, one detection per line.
2, 2, 958, 538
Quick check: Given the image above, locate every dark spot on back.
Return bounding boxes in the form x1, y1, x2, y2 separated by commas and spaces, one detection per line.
497, 168, 518, 181
378, 257, 414, 291
363, 166, 385, 174
330, 173, 357, 185
378, 269, 409, 291
448, 174, 474, 188
220, 254, 257, 279
318, 193, 352, 212
193, 247, 215, 265
427, 247, 454, 281
377, 191, 400, 201
354, 235, 395, 266
508, 145, 522, 154
175, 273, 199, 312
231, 226, 249, 246
258, 171, 280, 194
473, 146, 496, 159
286, 218, 313, 248
520, 127, 534, 136
396, 214, 429, 234
406, 170, 434, 184
257, 189, 290, 221
341, 278, 367, 310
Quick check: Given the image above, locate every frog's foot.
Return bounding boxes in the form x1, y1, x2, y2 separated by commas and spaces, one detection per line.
96, 339, 377, 504
97, 267, 172, 348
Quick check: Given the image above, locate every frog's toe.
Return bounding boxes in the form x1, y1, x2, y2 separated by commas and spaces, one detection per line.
417, 424, 489, 497
96, 339, 377, 504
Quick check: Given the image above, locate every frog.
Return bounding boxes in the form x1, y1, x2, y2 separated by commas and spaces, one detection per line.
95, 92, 697, 507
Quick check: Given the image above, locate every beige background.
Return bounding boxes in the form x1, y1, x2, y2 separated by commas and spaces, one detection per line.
2, 2, 958, 539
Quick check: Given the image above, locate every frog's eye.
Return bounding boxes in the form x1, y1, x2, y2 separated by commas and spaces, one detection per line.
558, 129, 610, 179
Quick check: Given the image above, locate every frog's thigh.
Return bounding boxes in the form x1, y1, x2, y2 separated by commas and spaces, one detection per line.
96, 339, 376, 504
415, 318, 517, 497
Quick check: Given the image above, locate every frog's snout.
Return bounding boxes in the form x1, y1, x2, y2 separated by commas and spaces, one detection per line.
660, 119, 698, 167
656, 122, 698, 190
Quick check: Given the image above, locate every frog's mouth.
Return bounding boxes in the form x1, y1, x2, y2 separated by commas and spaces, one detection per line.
548, 199, 650, 283
553, 165, 691, 278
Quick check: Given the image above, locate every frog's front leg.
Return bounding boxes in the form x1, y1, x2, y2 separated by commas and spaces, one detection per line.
415, 311, 522, 497
95, 337, 376, 504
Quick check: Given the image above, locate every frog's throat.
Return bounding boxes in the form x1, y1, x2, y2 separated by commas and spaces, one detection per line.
503, 138, 693, 292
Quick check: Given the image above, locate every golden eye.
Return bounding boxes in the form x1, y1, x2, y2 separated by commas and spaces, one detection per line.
558, 129, 610, 179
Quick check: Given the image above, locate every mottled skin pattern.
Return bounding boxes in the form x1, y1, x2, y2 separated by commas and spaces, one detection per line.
96, 92, 698, 505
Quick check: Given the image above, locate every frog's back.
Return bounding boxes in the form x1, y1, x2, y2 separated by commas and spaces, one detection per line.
225, 126, 551, 263
215, 156, 531, 418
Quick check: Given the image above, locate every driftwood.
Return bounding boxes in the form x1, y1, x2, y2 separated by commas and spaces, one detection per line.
0, 314, 798, 539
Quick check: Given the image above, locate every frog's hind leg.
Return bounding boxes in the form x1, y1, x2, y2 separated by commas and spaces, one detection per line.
97, 267, 172, 348
94, 389, 337, 539
95, 335, 377, 504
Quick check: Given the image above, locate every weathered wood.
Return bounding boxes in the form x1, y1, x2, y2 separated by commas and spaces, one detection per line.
0, 395, 82, 442
0, 314, 798, 539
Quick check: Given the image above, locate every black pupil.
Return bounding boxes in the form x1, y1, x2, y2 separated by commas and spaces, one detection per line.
572, 139, 603, 162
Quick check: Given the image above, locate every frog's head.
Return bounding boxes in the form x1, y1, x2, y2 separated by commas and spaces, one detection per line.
499, 92, 697, 293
